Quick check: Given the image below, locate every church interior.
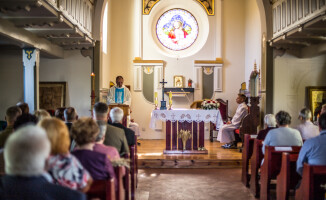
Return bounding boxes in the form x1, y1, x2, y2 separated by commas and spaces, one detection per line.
0, 0, 326, 199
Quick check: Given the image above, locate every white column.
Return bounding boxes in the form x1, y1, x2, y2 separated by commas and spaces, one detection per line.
23, 48, 40, 113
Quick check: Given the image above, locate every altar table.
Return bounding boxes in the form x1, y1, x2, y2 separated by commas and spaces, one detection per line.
150, 109, 223, 154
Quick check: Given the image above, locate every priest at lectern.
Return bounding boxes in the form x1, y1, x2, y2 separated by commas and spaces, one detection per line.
107, 76, 131, 106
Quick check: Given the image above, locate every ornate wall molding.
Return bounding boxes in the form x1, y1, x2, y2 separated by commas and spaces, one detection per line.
143, 0, 214, 15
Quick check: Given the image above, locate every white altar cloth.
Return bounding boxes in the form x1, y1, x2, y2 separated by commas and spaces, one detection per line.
150, 109, 223, 129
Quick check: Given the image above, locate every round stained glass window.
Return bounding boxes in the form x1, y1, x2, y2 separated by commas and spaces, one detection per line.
156, 9, 199, 51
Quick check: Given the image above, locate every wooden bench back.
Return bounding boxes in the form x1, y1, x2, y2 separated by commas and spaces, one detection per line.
296, 164, 326, 200
86, 178, 115, 200
249, 139, 263, 197
241, 134, 256, 187
260, 146, 302, 200
276, 152, 300, 200
129, 144, 137, 200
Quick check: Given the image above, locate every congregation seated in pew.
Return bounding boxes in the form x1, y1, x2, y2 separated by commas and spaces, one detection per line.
71, 118, 116, 183
34, 109, 51, 122
109, 107, 136, 146
262, 111, 303, 155
296, 112, 326, 176
256, 114, 276, 140
93, 102, 129, 157
0, 126, 86, 200
38, 118, 92, 192
296, 107, 319, 140
94, 120, 121, 162
0, 106, 21, 149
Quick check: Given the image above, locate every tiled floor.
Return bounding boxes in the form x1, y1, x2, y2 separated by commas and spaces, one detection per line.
135, 168, 256, 200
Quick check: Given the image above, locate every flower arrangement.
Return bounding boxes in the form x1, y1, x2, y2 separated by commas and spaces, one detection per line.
201, 100, 220, 110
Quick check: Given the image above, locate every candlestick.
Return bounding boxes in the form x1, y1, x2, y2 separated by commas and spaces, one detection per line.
169, 91, 172, 110
91, 72, 95, 91
154, 92, 158, 109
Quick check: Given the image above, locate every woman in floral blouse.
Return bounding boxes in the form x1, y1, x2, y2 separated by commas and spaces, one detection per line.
38, 118, 92, 192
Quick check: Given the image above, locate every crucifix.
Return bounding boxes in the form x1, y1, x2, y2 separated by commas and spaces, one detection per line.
160, 78, 167, 110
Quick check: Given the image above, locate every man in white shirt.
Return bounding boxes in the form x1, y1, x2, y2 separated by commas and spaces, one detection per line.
218, 94, 248, 149
107, 76, 131, 106
296, 108, 319, 140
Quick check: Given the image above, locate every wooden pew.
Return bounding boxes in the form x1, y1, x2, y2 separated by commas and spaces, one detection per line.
87, 166, 125, 200
115, 166, 126, 200
241, 134, 256, 187
276, 152, 301, 200
260, 146, 301, 200
86, 178, 115, 200
295, 164, 326, 200
129, 145, 137, 200
123, 154, 130, 200
249, 139, 263, 197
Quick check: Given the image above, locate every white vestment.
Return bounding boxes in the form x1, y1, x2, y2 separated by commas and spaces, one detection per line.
107, 85, 140, 136
217, 102, 248, 143
107, 85, 131, 106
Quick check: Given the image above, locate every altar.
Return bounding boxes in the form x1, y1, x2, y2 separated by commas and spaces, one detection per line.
150, 109, 223, 154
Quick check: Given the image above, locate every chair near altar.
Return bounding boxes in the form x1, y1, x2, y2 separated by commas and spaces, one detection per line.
150, 108, 223, 154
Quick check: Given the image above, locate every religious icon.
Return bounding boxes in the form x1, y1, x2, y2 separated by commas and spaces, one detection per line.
306, 86, 326, 121
156, 9, 199, 51
174, 75, 184, 88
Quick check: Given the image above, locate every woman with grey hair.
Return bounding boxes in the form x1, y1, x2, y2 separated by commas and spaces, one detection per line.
257, 114, 277, 140
93, 120, 121, 161
297, 108, 319, 140
262, 111, 303, 155
1, 126, 85, 199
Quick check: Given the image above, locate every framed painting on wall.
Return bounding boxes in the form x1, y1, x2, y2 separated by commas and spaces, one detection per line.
174, 75, 184, 88
306, 86, 326, 121
39, 82, 66, 110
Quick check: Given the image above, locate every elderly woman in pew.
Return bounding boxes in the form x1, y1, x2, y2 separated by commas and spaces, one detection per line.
296, 112, 326, 176
262, 111, 303, 155
256, 114, 277, 140
71, 118, 116, 183
296, 108, 319, 140
94, 120, 121, 161
38, 118, 92, 192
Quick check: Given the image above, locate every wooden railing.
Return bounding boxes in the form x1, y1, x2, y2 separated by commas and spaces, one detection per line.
58, 0, 93, 35
272, 0, 326, 38
41, 0, 93, 36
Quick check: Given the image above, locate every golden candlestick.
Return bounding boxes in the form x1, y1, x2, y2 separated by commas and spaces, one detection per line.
154, 92, 158, 109
168, 91, 172, 110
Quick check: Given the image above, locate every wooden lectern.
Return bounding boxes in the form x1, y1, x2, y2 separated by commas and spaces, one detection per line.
108, 104, 130, 127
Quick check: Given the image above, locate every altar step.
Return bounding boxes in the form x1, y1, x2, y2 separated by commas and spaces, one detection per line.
137, 139, 242, 169
138, 158, 242, 169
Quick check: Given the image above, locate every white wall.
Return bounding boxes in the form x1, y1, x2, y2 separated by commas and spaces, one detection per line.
273, 53, 326, 127
244, 0, 262, 86
40, 51, 92, 117
0, 52, 23, 120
